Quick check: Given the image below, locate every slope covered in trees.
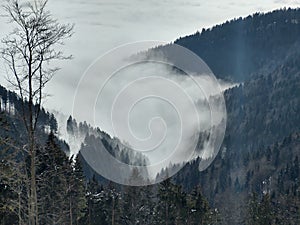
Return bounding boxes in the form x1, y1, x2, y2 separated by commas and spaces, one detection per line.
0, 101, 215, 225
161, 8, 300, 225
65, 115, 150, 184
1, 7, 300, 225
170, 8, 300, 82
0, 109, 86, 224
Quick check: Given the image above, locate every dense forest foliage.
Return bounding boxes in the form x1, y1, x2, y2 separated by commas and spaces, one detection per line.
163, 7, 300, 225
1, 8, 300, 225
0, 103, 215, 224
173, 8, 300, 82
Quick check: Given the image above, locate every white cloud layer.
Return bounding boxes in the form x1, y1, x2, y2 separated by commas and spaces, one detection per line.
0, 0, 298, 125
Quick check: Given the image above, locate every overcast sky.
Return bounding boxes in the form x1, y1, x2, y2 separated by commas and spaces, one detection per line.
0, 0, 299, 124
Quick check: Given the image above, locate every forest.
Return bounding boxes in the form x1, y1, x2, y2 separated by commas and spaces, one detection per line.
0, 3, 300, 225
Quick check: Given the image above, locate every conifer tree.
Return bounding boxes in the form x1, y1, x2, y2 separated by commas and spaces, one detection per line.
155, 178, 177, 225
37, 132, 71, 224
69, 155, 87, 225
187, 186, 212, 225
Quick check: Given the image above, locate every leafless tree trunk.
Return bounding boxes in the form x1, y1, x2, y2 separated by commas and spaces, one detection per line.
1, 1, 73, 224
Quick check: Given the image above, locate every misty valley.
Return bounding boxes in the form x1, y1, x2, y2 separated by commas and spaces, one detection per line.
0, 1, 300, 225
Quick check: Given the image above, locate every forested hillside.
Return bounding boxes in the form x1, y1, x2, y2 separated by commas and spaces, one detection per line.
65, 116, 150, 184
1, 7, 300, 225
173, 8, 300, 82
161, 8, 300, 225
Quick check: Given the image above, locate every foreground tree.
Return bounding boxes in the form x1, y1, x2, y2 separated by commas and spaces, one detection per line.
70, 155, 88, 225
0, 104, 29, 225
155, 178, 177, 225
247, 193, 274, 225
187, 186, 213, 225
37, 133, 71, 224
1, 0, 73, 224
0, 112, 21, 224
37, 133, 86, 225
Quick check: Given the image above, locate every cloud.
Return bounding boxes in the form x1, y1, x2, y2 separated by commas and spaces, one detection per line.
274, 0, 300, 4
69, 42, 229, 176
0, 0, 298, 131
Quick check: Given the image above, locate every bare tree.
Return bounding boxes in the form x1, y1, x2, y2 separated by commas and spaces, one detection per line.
1, 0, 73, 224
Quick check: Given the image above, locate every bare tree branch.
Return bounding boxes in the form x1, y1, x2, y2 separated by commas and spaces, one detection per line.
1, 1, 74, 224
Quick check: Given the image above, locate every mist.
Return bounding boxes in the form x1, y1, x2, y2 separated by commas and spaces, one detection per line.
70, 42, 232, 177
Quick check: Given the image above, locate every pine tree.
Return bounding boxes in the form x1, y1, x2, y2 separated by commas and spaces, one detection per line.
0, 111, 28, 225
155, 177, 177, 225
37, 132, 72, 224
247, 192, 274, 225
69, 155, 87, 225
104, 182, 120, 225
85, 176, 106, 225
138, 185, 155, 225
248, 192, 260, 225
121, 168, 145, 224
259, 193, 274, 225
187, 186, 212, 225
172, 184, 187, 225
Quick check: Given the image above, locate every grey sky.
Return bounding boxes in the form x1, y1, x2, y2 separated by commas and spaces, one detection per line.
0, 0, 299, 125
